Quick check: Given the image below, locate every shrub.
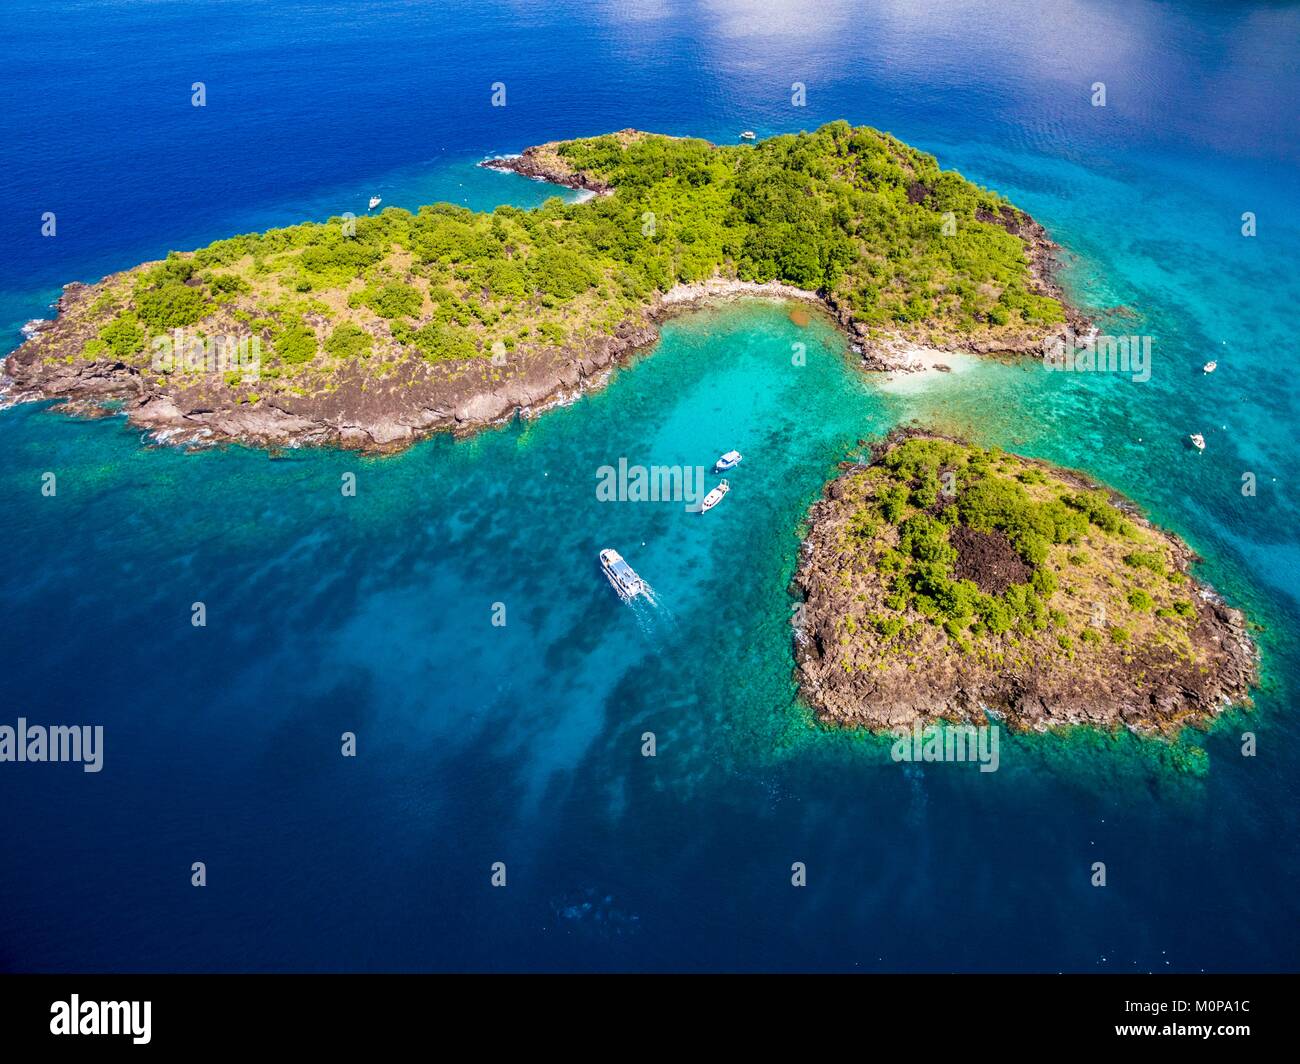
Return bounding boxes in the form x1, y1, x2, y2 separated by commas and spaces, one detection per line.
365, 282, 422, 319
1124, 550, 1163, 573
90, 292, 119, 315
98, 313, 145, 356
878, 484, 910, 523
873, 615, 905, 638
537, 321, 566, 345
136, 283, 206, 329
898, 512, 956, 567
1031, 568, 1058, 598
145, 253, 196, 286
1066, 489, 1126, 534
1127, 588, 1154, 612
528, 247, 597, 299
975, 595, 1015, 635
324, 324, 373, 360
273, 324, 318, 365
412, 323, 476, 362
910, 471, 940, 508
485, 260, 526, 299
209, 272, 250, 295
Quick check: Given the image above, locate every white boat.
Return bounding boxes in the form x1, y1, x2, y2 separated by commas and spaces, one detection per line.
739, 130, 756, 140
1189, 433, 1206, 451
1203, 361, 1217, 373
599, 548, 645, 599
700, 479, 730, 513
368, 195, 382, 210
715, 449, 742, 472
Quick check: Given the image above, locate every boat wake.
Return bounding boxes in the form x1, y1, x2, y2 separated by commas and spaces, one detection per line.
606, 575, 678, 639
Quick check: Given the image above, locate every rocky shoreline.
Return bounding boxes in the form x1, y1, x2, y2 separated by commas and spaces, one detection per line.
792, 430, 1258, 736
1, 287, 661, 452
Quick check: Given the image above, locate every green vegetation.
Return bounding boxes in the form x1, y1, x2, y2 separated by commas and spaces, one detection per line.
272, 323, 318, 365
48, 122, 1065, 393
827, 436, 1197, 659
1127, 588, 1154, 612
1124, 550, 1163, 573
324, 324, 373, 360
136, 283, 206, 330
553, 123, 1063, 325
98, 313, 145, 357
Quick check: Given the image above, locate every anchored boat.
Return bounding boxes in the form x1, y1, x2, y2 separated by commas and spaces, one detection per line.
700, 479, 730, 513
1189, 433, 1206, 451
1203, 361, 1217, 373
368, 195, 382, 210
599, 548, 645, 599
739, 130, 756, 140
715, 449, 742, 472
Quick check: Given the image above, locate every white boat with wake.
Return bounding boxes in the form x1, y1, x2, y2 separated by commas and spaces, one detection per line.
700, 479, 730, 513
714, 449, 742, 472
599, 548, 645, 599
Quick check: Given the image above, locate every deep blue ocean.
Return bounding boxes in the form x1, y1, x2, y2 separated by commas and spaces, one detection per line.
1, 0, 1297, 972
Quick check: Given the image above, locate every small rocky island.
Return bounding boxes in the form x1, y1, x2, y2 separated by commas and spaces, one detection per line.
794, 431, 1257, 734
3, 122, 1079, 452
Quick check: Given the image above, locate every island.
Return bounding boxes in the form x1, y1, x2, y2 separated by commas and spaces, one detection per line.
3, 121, 1082, 452
793, 431, 1257, 734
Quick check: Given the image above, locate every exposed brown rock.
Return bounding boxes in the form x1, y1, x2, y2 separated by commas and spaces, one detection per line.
950, 526, 1032, 595
2, 279, 659, 453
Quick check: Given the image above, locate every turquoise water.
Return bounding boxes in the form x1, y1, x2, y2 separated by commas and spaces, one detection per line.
1, 0, 1297, 972
2, 295, 1294, 971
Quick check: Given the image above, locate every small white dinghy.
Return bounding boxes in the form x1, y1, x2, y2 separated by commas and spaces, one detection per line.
1189, 433, 1206, 451
368, 195, 382, 210
1203, 361, 1217, 373
739, 130, 756, 140
715, 449, 742, 472
700, 479, 730, 513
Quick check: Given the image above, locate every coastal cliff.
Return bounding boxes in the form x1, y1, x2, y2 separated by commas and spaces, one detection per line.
793, 431, 1257, 734
3, 122, 1081, 452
